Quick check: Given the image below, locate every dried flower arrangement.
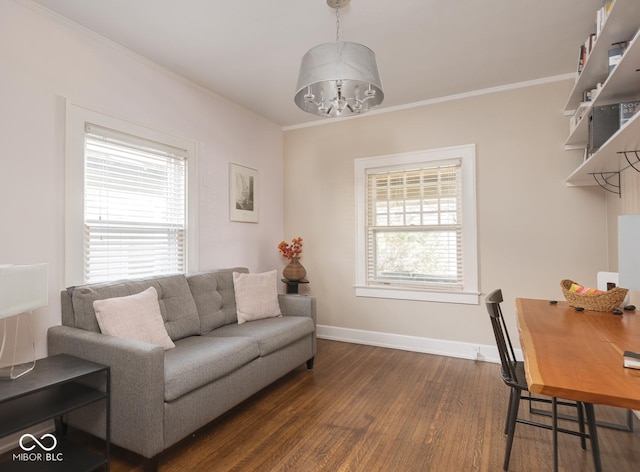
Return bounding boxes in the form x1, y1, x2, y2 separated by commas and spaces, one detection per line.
277, 237, 303, 260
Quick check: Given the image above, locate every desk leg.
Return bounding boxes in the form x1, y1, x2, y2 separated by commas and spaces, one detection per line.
585, 403, 602, 472
552, 397, 558, 472
577, 402, 586, 450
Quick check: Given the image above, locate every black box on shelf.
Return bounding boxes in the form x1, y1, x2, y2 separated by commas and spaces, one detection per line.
588, 101, 640, 154
588, 104, 620, 153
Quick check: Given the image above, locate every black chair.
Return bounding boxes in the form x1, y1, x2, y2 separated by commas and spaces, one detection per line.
485, 289, 601, 472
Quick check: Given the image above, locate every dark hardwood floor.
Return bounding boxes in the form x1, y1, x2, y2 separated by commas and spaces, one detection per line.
4, 339, 639, 471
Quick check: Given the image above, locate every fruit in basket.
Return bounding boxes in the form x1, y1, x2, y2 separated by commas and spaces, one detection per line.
569, 283, 603, 295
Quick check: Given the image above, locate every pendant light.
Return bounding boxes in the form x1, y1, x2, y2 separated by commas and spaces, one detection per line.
294, 0, 384, 117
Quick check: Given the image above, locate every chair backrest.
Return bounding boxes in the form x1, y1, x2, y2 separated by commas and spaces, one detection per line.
485, 289, 519, 383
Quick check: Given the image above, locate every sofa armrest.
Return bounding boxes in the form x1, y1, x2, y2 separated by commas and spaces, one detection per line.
278, 294, 316, 324
47, 325, 165, 458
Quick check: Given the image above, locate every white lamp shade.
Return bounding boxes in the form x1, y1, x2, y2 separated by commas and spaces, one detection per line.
618, 215, 640, 291
294, 41, 384, 115
0, 264, 48, 319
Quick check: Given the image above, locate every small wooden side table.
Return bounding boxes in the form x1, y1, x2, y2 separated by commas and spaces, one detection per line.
281, 278, 309, 294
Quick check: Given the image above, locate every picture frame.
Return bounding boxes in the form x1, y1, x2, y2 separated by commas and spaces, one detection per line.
229, 163, 258, 223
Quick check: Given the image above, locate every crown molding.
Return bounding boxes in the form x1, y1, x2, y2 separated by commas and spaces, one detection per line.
283, 73, 577, 131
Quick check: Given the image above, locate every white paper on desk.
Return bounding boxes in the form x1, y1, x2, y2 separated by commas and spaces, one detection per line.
597, 271, 631, 305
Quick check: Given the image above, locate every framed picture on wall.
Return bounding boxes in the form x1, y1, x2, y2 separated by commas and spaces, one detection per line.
229, 163, 259, 223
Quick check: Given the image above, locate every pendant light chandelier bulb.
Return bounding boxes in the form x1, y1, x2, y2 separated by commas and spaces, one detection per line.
294, 0, 383, 117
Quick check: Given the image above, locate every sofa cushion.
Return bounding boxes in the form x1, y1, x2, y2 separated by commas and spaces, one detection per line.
186, 268, 247, 333
93, 287, 175, 350
68, 274, 200, 341
233, 270, 282, 324
205, 316, 315, 356
164, 336, 259, 402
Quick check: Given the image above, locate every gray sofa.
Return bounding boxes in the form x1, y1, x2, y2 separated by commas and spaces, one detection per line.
47, 267, 316, 460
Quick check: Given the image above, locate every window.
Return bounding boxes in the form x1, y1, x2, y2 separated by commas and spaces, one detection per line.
355, 145, 478, 304
65, 103, 197, 285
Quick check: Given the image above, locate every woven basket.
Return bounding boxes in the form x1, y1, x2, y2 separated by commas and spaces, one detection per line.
560, 279, 628, 312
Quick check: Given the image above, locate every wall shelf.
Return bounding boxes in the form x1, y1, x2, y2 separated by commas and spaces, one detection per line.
565, 28, 640, 148
566, 111, 640, 187
564, 0, 640, 189
565, 0, 640, 112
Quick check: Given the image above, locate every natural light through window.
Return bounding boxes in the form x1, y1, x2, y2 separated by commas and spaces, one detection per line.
65, 103, 197, 286
84, 125, 187, 283
355, 145, 479, 304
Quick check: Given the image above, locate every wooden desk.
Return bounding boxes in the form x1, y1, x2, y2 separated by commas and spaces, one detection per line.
516, 298, 640, 411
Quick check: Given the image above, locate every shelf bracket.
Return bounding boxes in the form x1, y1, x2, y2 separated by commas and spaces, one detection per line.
590, 171, 621, 197
618, 151, 640, 173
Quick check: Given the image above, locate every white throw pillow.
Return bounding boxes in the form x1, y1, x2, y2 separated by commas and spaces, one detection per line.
233, 270, 282, 324
93, 286, 175, 350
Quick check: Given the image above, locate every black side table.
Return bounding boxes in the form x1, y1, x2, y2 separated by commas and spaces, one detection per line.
0, 354, 110, 471
281, 278, 309, 294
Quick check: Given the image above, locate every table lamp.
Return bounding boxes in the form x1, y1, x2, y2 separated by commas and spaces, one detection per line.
619, 215, 640, 297
0, 263, 48, 380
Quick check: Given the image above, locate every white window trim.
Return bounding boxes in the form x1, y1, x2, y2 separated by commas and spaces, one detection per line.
355, 144, 479, 304
65, 101, 198, 286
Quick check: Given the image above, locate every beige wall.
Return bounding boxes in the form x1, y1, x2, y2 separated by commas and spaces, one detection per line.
284, 79, 608, 348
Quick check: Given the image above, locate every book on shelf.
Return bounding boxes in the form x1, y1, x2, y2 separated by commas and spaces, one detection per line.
608, 41, 629, 73
577, 34, 596, 76
620, 101, 640, 126
604, 0, 615, 17
597, 1, 616, 35
570, 102, 591, 133
623, 350, 640, 370
596, 7, 605, 35
577, 44, 585, 75
579, 1, 617, 74
586, 33, 595, 56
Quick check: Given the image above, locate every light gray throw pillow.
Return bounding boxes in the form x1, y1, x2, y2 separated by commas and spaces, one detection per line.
233, 270, 282, 324
93, 286, 175, 349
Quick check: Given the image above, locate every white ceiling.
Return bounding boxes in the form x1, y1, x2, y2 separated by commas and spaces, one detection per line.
29, 0, 603, 127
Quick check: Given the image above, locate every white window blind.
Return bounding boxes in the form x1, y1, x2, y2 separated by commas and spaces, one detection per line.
83, 123, 187, 283
366, 163, 463, 291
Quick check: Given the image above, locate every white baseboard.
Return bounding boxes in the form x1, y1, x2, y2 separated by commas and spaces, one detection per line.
316, 324, 519, 364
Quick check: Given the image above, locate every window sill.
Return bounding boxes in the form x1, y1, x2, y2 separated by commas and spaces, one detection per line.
354, 285, 480, 304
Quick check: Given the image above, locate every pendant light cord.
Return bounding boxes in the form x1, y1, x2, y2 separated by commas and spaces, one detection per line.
335, 8, 341, 42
